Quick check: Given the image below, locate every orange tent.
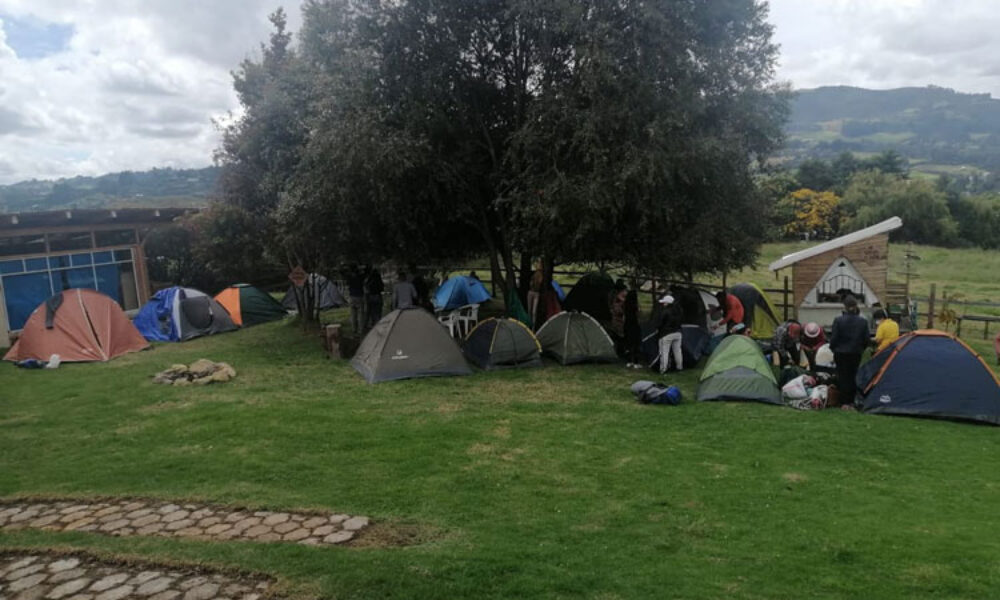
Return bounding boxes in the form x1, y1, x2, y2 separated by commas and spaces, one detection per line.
4, 289, 149, 363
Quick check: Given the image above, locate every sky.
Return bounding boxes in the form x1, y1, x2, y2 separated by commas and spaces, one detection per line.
1, 0, 999, 185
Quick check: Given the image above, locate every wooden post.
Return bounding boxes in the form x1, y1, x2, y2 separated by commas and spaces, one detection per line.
783, 275, 790, 321
927, 283, 936, 329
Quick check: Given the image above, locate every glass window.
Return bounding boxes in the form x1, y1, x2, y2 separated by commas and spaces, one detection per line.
114, 249, 132, 262
2, 272, 52, 330
95, 264, 122, 304
47, 231, 93, 252
0, 259, 23, 274
95, 229, 136, 247
49, 255, 71, 269
25, 258, 48, 271
93, 251, 113, 264
71, 253, 93, 266
52, 267, 96, 292
0, 234, 46, 257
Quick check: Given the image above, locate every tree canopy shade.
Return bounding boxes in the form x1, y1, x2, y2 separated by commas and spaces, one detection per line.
215, 1, 789, 289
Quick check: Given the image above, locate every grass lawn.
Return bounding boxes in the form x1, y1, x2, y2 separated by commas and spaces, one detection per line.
4, 312, 1000, 599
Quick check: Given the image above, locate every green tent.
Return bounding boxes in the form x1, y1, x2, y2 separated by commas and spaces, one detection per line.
697, 335, 781, 404
352, 308, 472, 383
464, 318, 542, 370
214, 284, 288, 327
535, 311, 617, 365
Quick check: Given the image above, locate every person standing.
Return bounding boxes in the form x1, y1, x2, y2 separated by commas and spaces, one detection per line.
623, 289, 642, 369
830, 296, 869, 408
527, 263, 544, 327
365, 267, 385, 329
392, 271, 418, 310
657, 294, 683, 374
610, 279, 627, 355
800, 322, 827, 371
347, 265, 366, 334
872, 309, 899, 354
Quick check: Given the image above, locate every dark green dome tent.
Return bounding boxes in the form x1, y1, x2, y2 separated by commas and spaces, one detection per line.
214, 284, 288, 327
536, 311, 617, 365
562, 272, 615, 322
464, 318, 542, 370
351, 308, 472, 383
697, 335, 781, 404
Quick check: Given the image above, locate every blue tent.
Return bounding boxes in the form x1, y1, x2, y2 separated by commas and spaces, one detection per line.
856, 330, 1000, 425
434, 276, 491, 310
551, 280, 566, 302
134, 286, 238, 342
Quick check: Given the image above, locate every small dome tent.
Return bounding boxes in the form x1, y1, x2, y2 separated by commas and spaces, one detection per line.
215, 284, 288, 326
536, 311, 617, 365
697, 335, 780, 404
857, 330, 1000, 425
281, 273, 346, 311
4, 289, 149, 362
464, 318, 541, 370
352, 308, 472, 383
434, 275, 492, 310
133, 286, 238, 342
730, 283, 781, 340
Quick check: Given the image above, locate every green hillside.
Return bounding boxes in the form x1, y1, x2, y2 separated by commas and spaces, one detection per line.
0, 166, 218, 213
784, 86, 1000, 181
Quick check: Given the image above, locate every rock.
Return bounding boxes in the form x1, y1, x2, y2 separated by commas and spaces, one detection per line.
46, 558, 80, 572
46, 577, 91, 598
191, 376, 213, 386
322, 530, 354, 544
172, 379, 191, 387
209, 370, 231, 383
188, 359, 216, 377
342, 516, 370, 531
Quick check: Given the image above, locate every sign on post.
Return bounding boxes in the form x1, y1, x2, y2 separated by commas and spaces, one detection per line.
289, 266, 307, 288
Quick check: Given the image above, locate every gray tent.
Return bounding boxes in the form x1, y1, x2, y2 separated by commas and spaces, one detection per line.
282, 273, 346, 310
535, 311, 617, 365
351, 308, 472, 383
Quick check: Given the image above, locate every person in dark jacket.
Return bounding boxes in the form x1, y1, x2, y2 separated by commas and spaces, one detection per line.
830, 296, 869, 407
364, 267, 385, 330
657, 294, 684, 373
623, 289, 642, 369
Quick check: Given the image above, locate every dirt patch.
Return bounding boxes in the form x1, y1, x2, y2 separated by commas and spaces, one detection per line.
348, 521, 444, 549
782, 472, 808, 483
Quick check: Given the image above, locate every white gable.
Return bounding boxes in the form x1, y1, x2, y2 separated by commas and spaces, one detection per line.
803, 256, 880, 306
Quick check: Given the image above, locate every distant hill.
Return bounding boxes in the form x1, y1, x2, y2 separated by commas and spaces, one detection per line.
0, 166, 219, 213
784, 85, 1000, 178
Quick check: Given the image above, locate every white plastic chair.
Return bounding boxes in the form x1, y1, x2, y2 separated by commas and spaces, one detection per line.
437, 309, 460, 337
456, 303, 480, 337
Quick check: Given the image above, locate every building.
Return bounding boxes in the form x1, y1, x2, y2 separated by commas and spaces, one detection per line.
0, 208, 189, 346
768, 217, 903, 327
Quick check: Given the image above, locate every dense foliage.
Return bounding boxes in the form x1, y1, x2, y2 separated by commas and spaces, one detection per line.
214, 1, 789, 293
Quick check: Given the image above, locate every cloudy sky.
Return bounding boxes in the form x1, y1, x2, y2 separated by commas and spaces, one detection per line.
0, 0, 998, 184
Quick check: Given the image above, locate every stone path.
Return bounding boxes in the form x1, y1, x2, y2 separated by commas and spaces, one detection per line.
0, 552, 272, 600
0, 500, 369, 547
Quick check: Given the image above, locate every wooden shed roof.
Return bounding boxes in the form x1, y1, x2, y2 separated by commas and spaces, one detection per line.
768, 217, 903, 272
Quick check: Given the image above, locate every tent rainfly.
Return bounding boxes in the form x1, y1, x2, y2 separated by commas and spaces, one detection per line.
535, 311, 617, 365
352, 307, 472, 383
697, 335, 781, 404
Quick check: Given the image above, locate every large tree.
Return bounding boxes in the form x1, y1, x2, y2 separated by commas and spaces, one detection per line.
217, 0, 789, 295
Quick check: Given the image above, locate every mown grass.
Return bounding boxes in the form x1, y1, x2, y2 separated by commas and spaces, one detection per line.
3, 312, 1000, 599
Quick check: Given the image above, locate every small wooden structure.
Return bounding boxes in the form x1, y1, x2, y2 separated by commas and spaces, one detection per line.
768, 217, 903, 327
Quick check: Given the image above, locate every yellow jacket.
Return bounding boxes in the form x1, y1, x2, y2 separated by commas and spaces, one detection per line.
875, 318, 900, 353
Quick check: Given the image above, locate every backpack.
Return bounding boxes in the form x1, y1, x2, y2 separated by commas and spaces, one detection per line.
631, 380, 681, 405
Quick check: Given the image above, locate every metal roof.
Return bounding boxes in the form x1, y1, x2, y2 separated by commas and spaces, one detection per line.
768, 217, 903, 272
0, 208, 191, 232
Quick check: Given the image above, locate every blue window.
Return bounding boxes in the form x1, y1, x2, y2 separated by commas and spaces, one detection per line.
52, 267, 96, 292
71, 253, 93, 266
2, 272, 53, 330
0, 259, 23, 274
93, 251, 113, 264
25, 258, 48, 271
49, 255, 71, 269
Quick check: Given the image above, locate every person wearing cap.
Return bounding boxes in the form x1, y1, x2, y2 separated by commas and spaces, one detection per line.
773, 319, 803, 367
830, 296, 869, 408
800, 322, 827, 371
715, 290, 745, 331
871, 309, 899, 354
656, 294, 684, 373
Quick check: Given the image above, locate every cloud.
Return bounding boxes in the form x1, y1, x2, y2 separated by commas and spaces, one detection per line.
769, 0, 1000, 97
0, 0, 302, 184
